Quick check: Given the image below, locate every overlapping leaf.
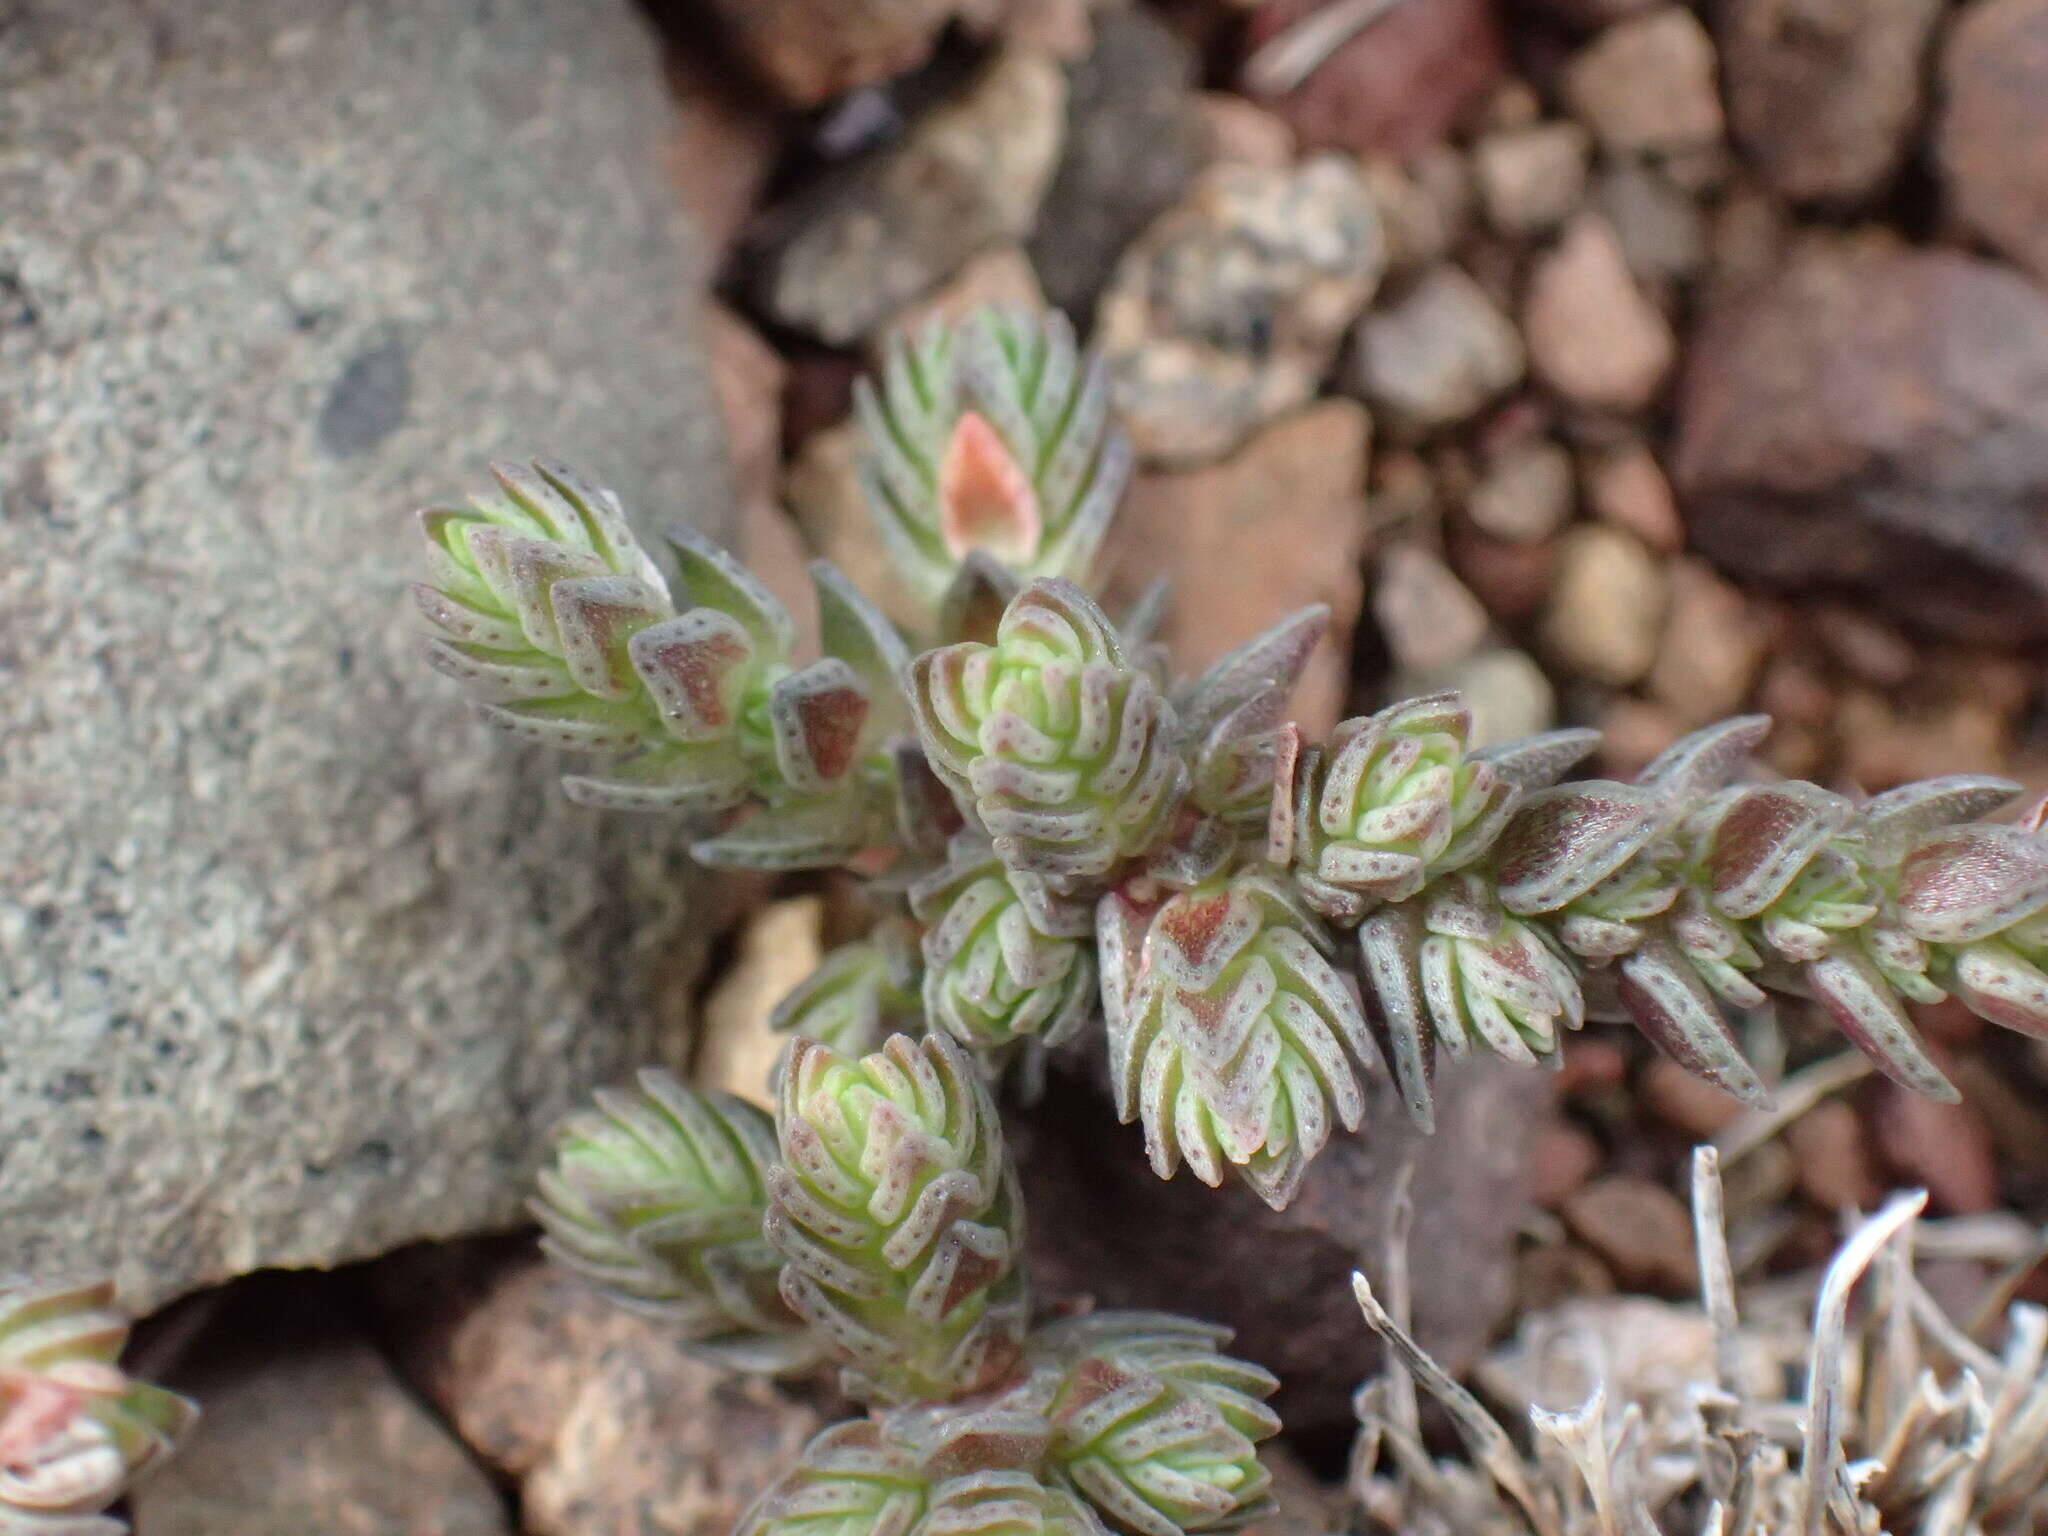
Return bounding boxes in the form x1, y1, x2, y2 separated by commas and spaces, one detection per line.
1029, 1313, 1278, 1536
530, 1070, 815, 1370
910, 580, 1185, 890
0, 1279, 195, 1533
1099, 872, 1376, 1210
766, 1034, 1029, 1404
858, 308, 1130, 608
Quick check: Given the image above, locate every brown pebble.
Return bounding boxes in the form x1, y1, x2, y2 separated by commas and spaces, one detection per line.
1720, 1139, 1797, 1217
1638, 1054, 1745, 1138
1523, 215, 1677, 413
1192, 91, 1299, 170
1584, 441, 1684, 553
1759, 721, 1828, 781
1531, 1120, 1604, 1208
1811, 604, 1919, 689
1596, 698, 1681, 779
1873, 1078, 2000, 1214
1562, 1174, 1700, 1292
1647, 557, 1766, 727
1777, 1213, 1846, 1271
1559, 1037, 1629, 1094
1784, 1099, 1882, 1213
1755, 652, 1835, 727
1540, 523, 1670, 686
1952, 1055, 2048, 1187
1837, 688, 2011, 791
1912, 997, 1984, 1048
1518, 1243, 1617, 1311
1446, 522, 1558, 626
780, 346, 863, 453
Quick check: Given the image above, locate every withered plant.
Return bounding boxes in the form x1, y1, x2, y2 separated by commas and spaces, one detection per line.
1349, 1148, 2048, 1536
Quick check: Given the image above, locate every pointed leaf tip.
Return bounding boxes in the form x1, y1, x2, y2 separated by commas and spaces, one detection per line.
939, 410, 1041, 566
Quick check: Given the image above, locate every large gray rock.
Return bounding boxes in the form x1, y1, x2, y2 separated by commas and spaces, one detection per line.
0, 1, 735, 1309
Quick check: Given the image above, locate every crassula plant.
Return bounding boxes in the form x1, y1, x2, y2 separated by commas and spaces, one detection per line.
0, 1279, 194, 1534
533, 1037, 1280, 1536
413, 304, 2048, 1217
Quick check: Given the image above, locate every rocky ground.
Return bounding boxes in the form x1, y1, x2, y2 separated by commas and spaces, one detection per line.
13, 0, 2048, 1530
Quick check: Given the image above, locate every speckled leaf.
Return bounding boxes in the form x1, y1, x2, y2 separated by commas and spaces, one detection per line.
735, 1421, 929, 1536
1804, 950, 1957, 1101
531, 1070, 815, 1369
939, 553, 1024, 649
916, 1472, 1110, 1536
769, 659, 872, 793
629, 609, 760, 742
1493, 782, 1664, 916
773, 930, 927, 1058
1032, 1313, 1278, 1536
1695, 782, 1854, 922
813, 560, 912, 738
766, 1034, 1028, 1405
1857, 775, 2022, 866
1949, 937, 2048, 1041
1103, 873, 1375, 1209
1633, 715, 1770, 804
856, 308, 1130, 607
0, 1279, 196, 1528
692, 793, 870, 871
908, 580, 1185, 889
1616, 935, 1771, 1106
1355, 903, 1436, 1132
667, 523, 795, 658
1469, 728, 1601, 791
1895, 825, 2048, 945
912, 836, 1098, 1049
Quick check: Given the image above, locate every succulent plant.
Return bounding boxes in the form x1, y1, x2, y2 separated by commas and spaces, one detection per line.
767, 1033, 1029, 1404
917, 1474, 1112, 1536
911, 836, 1098, 1051
1098, 871, 1375, 1210
1478, 721, 2041, 1107
773, 924, 928, 1058
418, 302, 2048, 1217
539, 1023, 1279, 1536
415, 463, 911, 868
0, 1279, 195, 1534
530, 1070, 815, 1370
910, 579, 1184, 890
1896, 816, 2048, 1043
402, 295, 2048, 1536
1272, 694, 1519, 924
857, 309, 1129, 609
1417, 873, 1585, 1069
738, 1418, 1113, 1536
736, 1421, 932, 1536
1175, 608, 1329, 840
1031, 1314, 1279, 1536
